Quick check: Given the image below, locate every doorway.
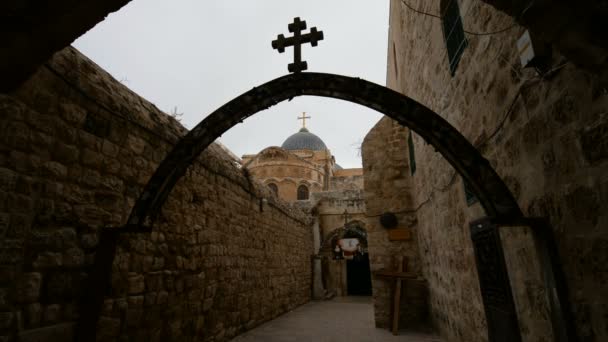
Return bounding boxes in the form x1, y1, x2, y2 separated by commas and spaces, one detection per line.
347, 253, 372, 296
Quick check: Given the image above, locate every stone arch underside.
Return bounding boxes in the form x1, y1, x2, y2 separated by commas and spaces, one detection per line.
127, 72, 522, 230
321, 219, 369, 249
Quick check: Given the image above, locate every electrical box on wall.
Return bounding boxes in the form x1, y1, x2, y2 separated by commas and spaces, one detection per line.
517, 30, 551, 70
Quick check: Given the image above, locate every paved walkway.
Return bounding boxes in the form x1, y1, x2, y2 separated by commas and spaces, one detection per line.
231, 297, 441, 342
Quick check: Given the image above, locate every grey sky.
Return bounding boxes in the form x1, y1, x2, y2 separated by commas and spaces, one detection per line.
74, 0, 389, 168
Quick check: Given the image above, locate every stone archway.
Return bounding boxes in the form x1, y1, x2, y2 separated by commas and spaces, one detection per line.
320, 220, 368, 250
80, 72, 540, 341
319, 220, 371, 297
126, 72, 521, 232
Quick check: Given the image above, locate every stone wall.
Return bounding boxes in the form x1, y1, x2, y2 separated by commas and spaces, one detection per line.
329, 171, 364, 191
0, 47, 313, 341
361, 118, 428, 329
382, 0, 608, 341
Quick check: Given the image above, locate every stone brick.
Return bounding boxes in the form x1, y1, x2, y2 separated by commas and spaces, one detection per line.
128, 274, 145, 295
0, 289, 8, 310
2, 121, 31, 150
24, 303, 41, 328
83, 113, 111, 139
5, 213, 31, 239
97, 317, 120, 339
32, 252, 62, 269
126, 135, 146, 155
59, 103, 86, 125
81, 149, 103, 169
18, 323, 73, 342
43, 304, 61, 324
17, 273, 41, 303
128, 295, 144, 307
0, 312, 13, 330
42, 161, 68, 179
53, 143, 79, 164
62, 247, 84, 268
46, 272, 79, 301
101, 140, 119, 158
80, 233, 98, 250
73, 204, 111, 227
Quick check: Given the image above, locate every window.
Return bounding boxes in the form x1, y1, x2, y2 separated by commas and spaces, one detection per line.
463, 179, 478, 206
297, 185, 309, 200
408, 131, 416, 175
267, 183, 278, 196
441, 0, 468, 76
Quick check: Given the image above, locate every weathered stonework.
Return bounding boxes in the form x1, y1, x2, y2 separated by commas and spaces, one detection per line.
362, 118, 428, 330
242, 146, 327, 201
0, 47, 313, 341
371, 0, 608, 340
243, 134, 368, 300
311, 188, 367, 297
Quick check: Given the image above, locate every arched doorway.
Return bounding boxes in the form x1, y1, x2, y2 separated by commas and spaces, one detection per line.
321, 220, 372, 297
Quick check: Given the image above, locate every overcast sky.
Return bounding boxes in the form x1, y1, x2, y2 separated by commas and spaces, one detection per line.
74, 0, 390, 168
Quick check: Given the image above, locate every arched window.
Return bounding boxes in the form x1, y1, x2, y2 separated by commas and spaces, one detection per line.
267, 183, 278, 196
441, 0, 467, 76
297, 185, 309, 200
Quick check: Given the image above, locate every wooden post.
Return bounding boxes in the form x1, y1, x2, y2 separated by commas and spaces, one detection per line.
391, 256, 408, 335
371, 256, 415, 336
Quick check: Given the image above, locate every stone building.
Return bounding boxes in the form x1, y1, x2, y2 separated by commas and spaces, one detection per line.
241, 122, 335, 201
0, 1, 607, 342
359, 0, 608, 340
242, 121, 371, 299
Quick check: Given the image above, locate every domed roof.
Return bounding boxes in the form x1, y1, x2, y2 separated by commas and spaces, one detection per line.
281, 127, 327, 151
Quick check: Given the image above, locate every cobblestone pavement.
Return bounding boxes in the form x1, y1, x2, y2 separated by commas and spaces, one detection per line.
231, 297, 442, 342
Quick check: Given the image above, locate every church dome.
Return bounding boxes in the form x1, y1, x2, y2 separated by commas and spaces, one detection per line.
281, 127, 327, 151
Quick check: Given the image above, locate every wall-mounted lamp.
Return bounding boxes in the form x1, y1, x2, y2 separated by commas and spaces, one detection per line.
379, 212, 398, 229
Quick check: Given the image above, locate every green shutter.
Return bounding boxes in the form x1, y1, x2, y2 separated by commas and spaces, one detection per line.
442, 0, 468, 76
408, 131, 416, 175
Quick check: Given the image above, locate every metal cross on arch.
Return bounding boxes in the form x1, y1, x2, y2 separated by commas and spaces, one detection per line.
272, 17, 324, 73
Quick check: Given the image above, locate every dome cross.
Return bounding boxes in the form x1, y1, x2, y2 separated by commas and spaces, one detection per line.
298, 112, 311, 128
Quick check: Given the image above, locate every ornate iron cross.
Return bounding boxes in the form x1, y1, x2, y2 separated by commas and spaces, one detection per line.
272, 17, 324, 73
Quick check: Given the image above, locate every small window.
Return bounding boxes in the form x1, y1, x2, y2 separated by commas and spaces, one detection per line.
463, 179, 478, 206
297, 185, 309, 200
267, 183, 278, 196
441, 0, 468, 75
408, 131, 416, 175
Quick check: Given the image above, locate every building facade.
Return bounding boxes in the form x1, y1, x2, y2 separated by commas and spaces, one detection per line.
360, 0, 608, 340
241, 126, 333, 202
242, 122, 372, 298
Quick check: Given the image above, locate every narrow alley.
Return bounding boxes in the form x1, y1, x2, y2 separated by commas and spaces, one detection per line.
231, 297, 441, 342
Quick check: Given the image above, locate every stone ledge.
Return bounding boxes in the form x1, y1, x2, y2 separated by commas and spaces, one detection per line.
18, 323, 74, 342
